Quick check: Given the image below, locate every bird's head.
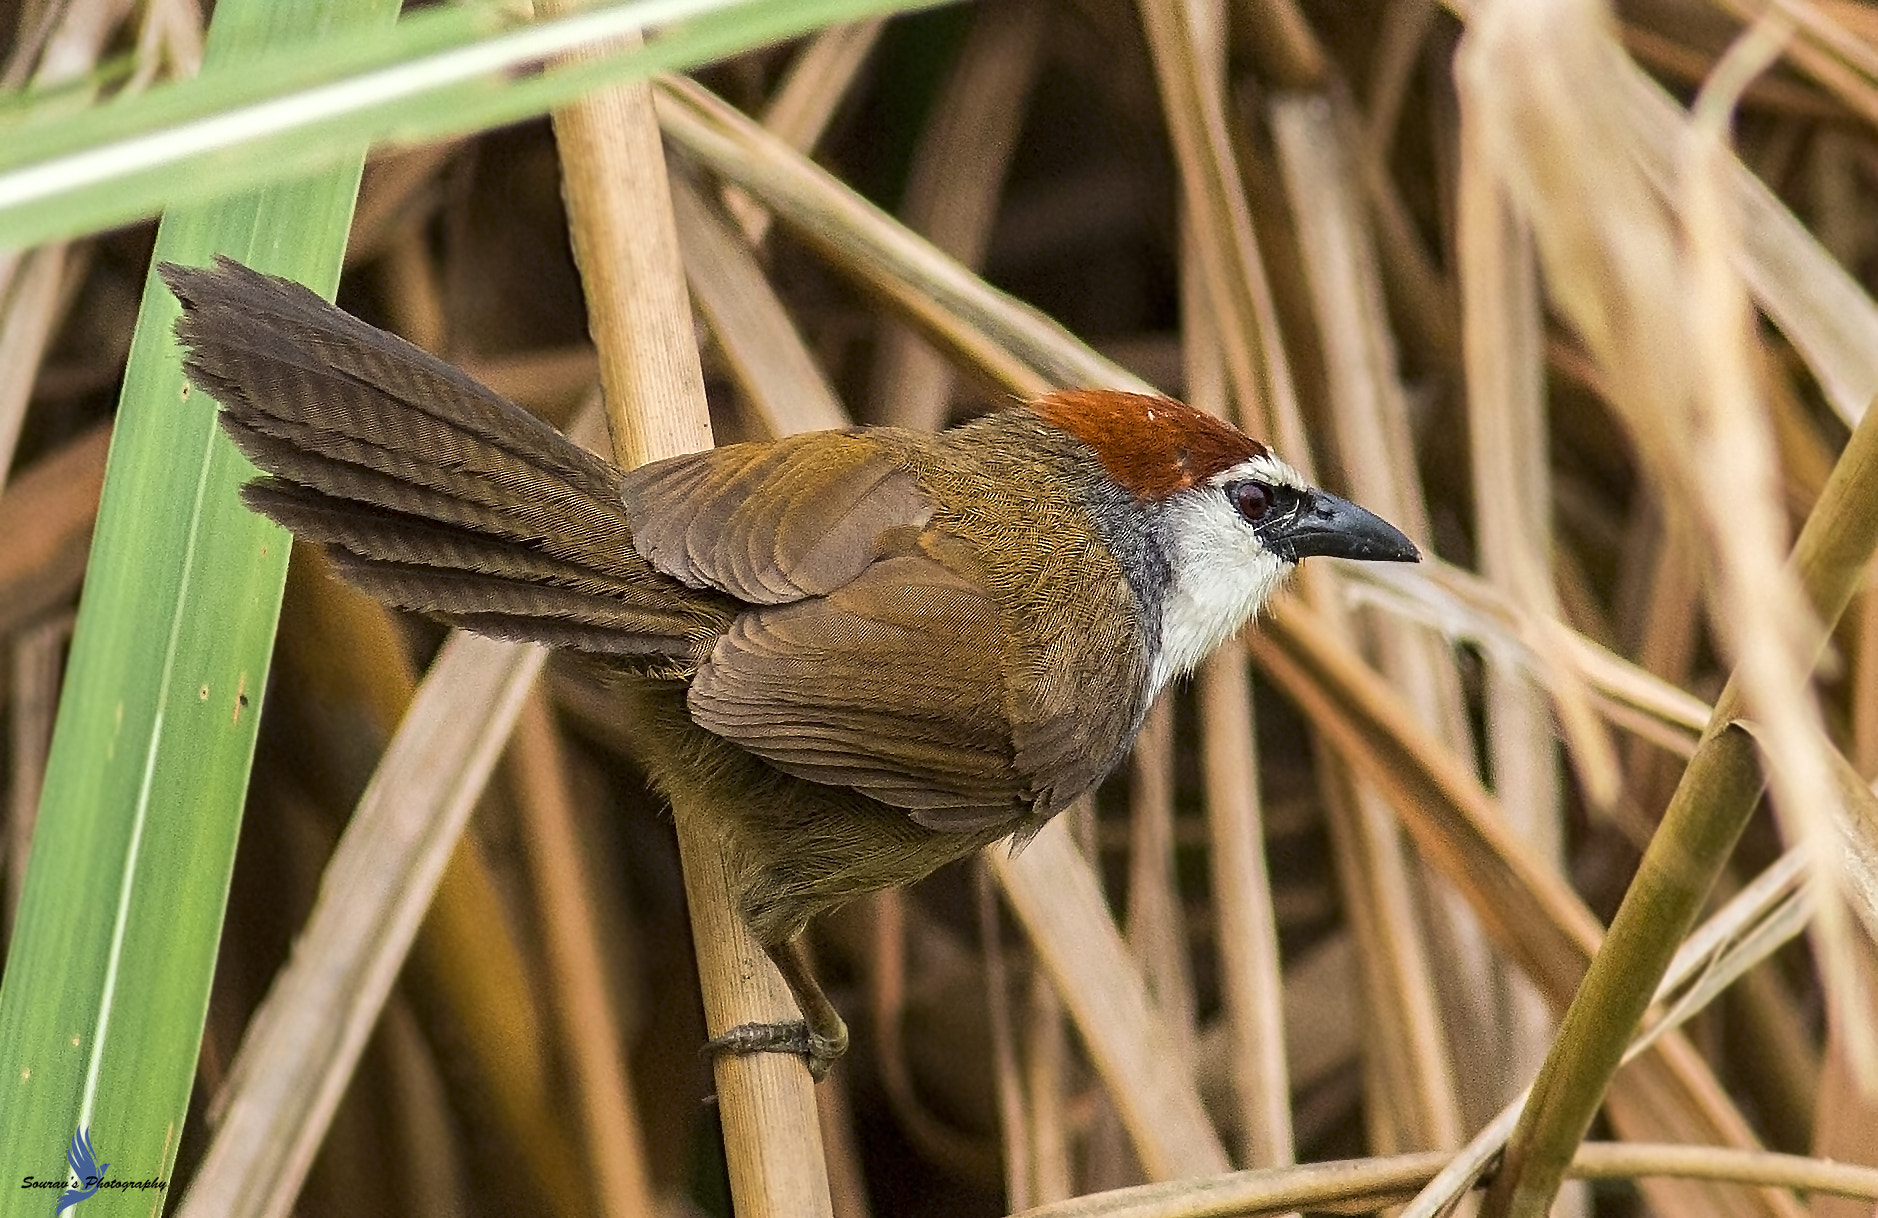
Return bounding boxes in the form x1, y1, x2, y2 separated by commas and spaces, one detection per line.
1029, 390, 1420, 686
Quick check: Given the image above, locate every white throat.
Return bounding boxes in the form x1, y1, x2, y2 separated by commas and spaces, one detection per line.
1149, 459, 1299, 692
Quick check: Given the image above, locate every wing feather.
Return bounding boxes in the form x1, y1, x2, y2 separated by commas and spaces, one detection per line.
688, 553, 1032, 828
640, 430, 1154, 836
621, 432, 931, 604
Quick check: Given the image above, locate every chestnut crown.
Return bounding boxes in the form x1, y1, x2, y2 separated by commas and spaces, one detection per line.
1024, 389, 1420, 684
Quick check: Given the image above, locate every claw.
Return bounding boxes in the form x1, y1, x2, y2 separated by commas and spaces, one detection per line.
704, 1019, 846, 1080
700, 935, 851, 1082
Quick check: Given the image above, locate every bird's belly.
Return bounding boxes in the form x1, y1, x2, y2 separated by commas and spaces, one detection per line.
614, 681, 1024, 944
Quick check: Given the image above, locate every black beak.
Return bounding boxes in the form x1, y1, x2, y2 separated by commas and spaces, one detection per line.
1270, 490, 1421, 563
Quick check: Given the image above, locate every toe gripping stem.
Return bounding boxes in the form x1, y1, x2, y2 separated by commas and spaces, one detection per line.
702, 934, 848, 1081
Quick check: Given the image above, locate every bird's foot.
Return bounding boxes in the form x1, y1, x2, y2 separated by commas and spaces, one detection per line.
703, 1019, 848, 1081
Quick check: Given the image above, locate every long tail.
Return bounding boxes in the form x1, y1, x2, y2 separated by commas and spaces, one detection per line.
162, 257, 734, 672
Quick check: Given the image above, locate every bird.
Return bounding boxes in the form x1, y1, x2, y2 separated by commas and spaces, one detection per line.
55, 1126, 109, 1214
161, 256, 1420, 1079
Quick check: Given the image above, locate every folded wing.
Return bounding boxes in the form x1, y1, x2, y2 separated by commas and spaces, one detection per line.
687, 551, 1034, 830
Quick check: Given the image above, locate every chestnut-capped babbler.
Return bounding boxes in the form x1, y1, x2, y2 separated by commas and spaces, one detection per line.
162, 257, 1419, 1079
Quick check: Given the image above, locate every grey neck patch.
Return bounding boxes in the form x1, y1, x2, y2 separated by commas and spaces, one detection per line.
1076, 475, 1171, 668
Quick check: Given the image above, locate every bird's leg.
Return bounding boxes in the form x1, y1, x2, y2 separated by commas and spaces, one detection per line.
702, 933, 849, 1081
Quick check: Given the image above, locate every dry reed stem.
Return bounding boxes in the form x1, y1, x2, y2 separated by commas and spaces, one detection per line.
0, 424, 108, 637
670, 168, 849, 434
976, 865, 1032, 1207
1362, 0, 1436, 148
177, 633, 548, 1218
1351, 1, 1465, 373
1179, 212, 1296, 1168
1615, 499, 1707, 820
869, 0, 1047, 430
1711, 0, 1878, 128
1036, 1148, 1878, 1218
1141, 4, 1231, 1148
1181, 251, 1296, 1171
1124, 700, 1198, 1068
537, 9, 830, 1215
993, 827, 1232, 1178
727, 18, 885, 245
1023, 963, 1075, 1202
1276, 93, 1487, 1143
1257, 936, 1358, 1097
1010, 1139, 1878, 1218
1456, 101, 1617, 814
1236, 0, 1326, 88
755, 18, 883, 151
1149, 0, 1462, 1154
3, 0, 130, 95
135, 0, 203, 83
379, 232, 447, 351
346, 144, 460, 264
1341, 560, 1713, 742
1135, 0, 1300, 446
1620, 20, 1837, 116
508, 691, 654, 1216
373, 998, 468, 1211
1811, 935, 1878, 1218
1197, 650, 1294, 1166
813, 1069, 873, 1218
0, 246, 68, 486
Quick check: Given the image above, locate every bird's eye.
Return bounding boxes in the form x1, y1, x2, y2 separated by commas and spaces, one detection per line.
1227, 480, 1273, 523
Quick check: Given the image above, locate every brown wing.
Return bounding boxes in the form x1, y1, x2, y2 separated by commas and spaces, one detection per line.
686, 551, 1033, 830
637, 429, 1152, 833
619, 431, 931, 605
687, 537, 1153, 832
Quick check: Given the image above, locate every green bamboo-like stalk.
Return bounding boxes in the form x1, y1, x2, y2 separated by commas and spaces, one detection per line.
0, 0, 947, 251
0, 0, 397, 1207
1488, 387, 1878, 1215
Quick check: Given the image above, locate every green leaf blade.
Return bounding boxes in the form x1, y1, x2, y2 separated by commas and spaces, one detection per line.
0, 0, 399, 1206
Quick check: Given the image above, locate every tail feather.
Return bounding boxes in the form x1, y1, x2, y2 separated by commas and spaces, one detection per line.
224, 415, 638, 579
172, 269, 637, 573
445, 614, 698, 670
163, 257, 735, 668
166, 258, 615, 494
239, 480, 684, 606
328, 554, 717, 655
218, 368, 630, 563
